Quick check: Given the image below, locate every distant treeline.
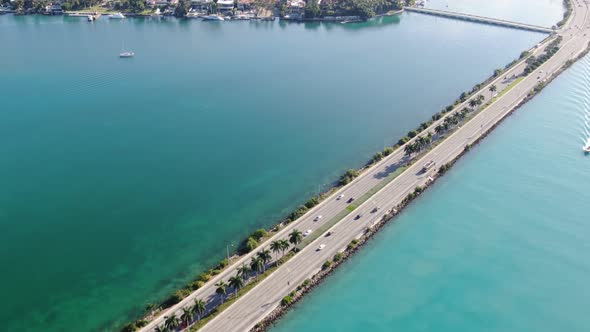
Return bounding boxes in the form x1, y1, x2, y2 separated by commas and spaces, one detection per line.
281, 0, 415, 20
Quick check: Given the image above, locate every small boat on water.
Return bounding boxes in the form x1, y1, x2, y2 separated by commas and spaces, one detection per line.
584, 141, 590, 154
202, 14, 224, 21
109, 12, 125, 19
87, 14, 94, 21
119, 51, 134, 58
119, 41, 134, 58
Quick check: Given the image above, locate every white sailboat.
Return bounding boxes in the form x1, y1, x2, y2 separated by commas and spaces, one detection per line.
584, 139, 590, 153
119, 41, 134, 58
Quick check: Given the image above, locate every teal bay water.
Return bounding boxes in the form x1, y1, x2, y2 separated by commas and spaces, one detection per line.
272, 44, 590, 332
0, 3, 557, 332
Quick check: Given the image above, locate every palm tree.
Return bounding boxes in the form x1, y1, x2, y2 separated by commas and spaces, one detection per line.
228, 275, 244, 297
489, 84, 497, 98
477, 94, 485, 103
181, 307, 193, 327
257, 249, 272, 271
288, 229, 303, 246
404, 143, 415, 156
215, 280, 228, 303
270, 240, 282, 257
469, 99, 478, 108
164, 315, 180, 331
279, 239, 290, 257
236, 263, 251, 280
250, 256, 264, 277
155, 325, 168, 332
435, 124, 445, 135
193, 298, 206, 322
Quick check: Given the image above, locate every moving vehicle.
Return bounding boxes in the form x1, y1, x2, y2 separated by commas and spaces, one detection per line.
354, 213, 363, 220
304, 229, 312, 237
347, 197, 355, 204
337, 194, 344, 200
325, 231, 333, 237
314, 215, 322, 222
371, 207, 380, 213
421, 160, 436, 173
109, 12, 125, 19
317, 244, 326, 251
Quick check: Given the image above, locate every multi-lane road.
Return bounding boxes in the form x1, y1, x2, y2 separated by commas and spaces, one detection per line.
140, 2, 590, 331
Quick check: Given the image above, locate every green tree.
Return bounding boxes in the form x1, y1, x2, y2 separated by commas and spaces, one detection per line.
164, 315, 180, 330
174, 0, 190, 17
304, 0, 320, 18
434, 124, 445, 135
228, 275, 244, 296
154, 325, 168, 332
245, 236, 258, 252
251, 228, 268, 241
257, 249, 272, 271
279, 239, 290, 257
181, 307, 193, 327
215, 280, 228, 302
250, 256, 264, 277
270, 240, 282, 257
288, 229, 303, 246
236, 263, 251, 279
489, 84, 497, 98
192, 298, 206, 322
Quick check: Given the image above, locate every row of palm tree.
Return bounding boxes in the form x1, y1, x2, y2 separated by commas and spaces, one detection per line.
435, 107, 472, 136
468, 94, 486, 109
404, 133, 433, 156
157, 298, 207, 332
155, 229, 306, 332
215, 229, 304, 303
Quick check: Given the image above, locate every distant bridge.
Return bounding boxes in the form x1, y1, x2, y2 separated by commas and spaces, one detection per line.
404, 7, 554, 34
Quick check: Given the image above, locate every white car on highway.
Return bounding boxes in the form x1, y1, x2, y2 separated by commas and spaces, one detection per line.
317, 244, 326, 251
314, 215, 323, 221
337, 194, 344, 200
304, 229, 312, 237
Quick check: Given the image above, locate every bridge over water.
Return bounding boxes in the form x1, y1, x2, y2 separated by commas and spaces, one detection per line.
404, 7, 554, 34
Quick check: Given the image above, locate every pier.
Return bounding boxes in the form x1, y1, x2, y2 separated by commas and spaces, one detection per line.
404, 7, 554, 34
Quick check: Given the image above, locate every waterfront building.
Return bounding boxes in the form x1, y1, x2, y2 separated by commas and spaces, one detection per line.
217, 0, 234, 13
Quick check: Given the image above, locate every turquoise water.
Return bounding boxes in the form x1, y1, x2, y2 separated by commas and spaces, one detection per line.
425, 0, 565, 26
0, 6, 553, 332
272, 44, 590, 332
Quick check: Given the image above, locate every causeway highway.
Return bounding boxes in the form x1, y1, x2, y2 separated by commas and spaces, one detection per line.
141, 1, 590, 331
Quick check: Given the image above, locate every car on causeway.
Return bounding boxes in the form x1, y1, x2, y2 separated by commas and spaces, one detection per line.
317, 244, 326, 251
